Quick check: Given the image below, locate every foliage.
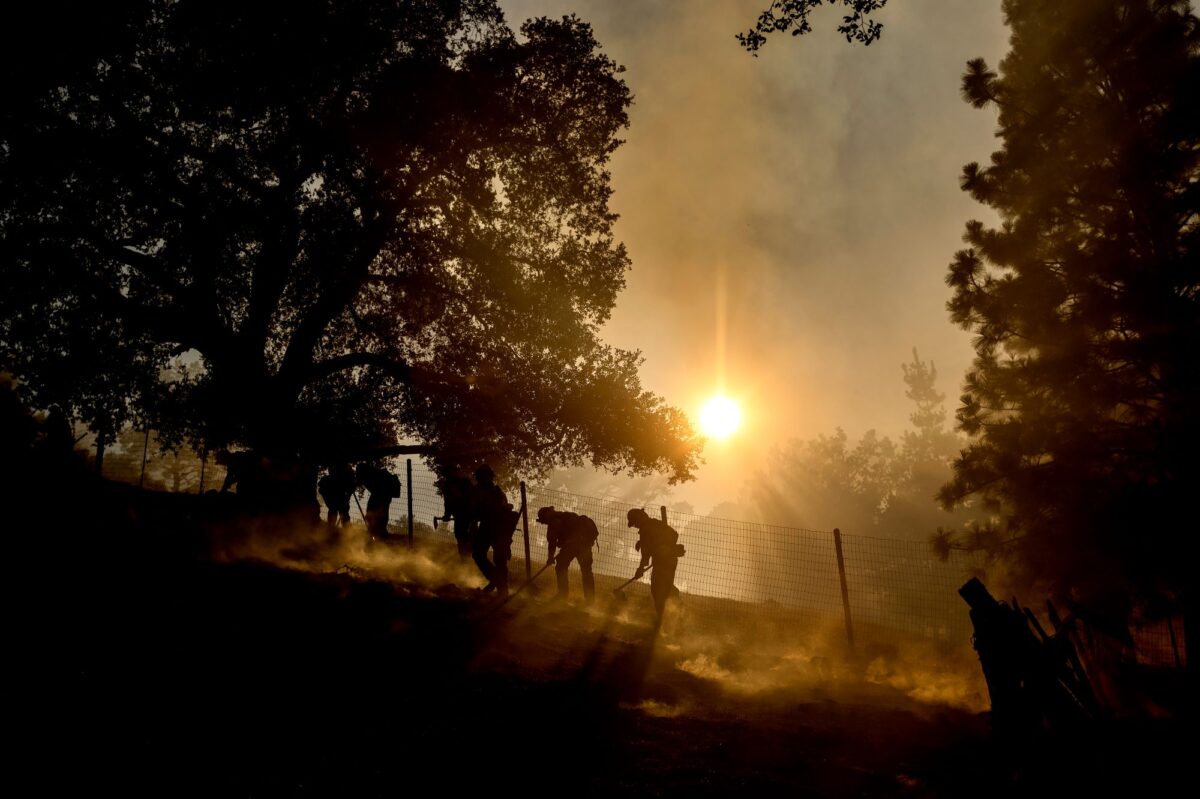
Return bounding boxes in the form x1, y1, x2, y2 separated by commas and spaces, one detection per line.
939, 0, 1200, 615
752, 350, 970, 537
738, 0, 889, 53
0, 0, 702, 482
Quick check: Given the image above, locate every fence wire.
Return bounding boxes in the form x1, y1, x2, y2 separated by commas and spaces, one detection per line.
98, 444, 1186, 667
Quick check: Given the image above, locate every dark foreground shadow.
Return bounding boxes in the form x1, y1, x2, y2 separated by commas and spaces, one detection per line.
11, 474, 1191, 798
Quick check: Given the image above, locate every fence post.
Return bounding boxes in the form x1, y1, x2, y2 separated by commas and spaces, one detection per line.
833, 528, 855, 650
198, 449, 206, 494
139, 429, 150, 488
520, 481, 531, 580
406, 459, 414, 545
95, 430, 106, 476
660, 505, 668, 524
1167, 615, 1182, 669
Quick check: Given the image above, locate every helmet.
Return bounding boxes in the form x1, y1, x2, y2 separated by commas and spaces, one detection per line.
536, 506, 555, 524
627, 508, 649, 528
474, 463, 495, 481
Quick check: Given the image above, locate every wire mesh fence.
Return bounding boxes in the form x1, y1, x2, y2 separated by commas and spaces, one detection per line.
95, 435, 227, 494
95, 438, 1186, 667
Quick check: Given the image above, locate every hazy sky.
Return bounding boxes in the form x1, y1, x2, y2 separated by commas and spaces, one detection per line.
501, 0, 1009, 513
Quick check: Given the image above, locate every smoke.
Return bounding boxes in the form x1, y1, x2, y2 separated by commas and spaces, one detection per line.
209, 514, 987, 717
208, 515, 487, 596
650, 603, 988, 712
497, 0, 1008, 515
628, 699, 687, 718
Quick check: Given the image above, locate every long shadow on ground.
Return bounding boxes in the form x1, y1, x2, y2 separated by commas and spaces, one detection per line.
14, 482, 1187, 797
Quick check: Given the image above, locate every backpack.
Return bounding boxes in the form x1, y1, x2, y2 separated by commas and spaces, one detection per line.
557, 512, 598, 549
581, 516, 600, 548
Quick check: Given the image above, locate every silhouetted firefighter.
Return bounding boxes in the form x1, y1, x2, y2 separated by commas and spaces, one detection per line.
357, 463, 401, 544
216, 450, 320, 523
627, 508, 685, 618
218, 450, 263, 499
434, 465, 474, 559
317, 463, 355, 530
537, 506, 600, 603
959, 577, 1097, 738
470, 464, 518, 594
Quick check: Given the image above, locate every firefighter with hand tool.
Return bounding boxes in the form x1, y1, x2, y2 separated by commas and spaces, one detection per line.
626, 508, 684, 618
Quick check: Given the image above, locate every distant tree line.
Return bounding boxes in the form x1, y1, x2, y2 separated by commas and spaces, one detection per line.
750, 349, 973, 539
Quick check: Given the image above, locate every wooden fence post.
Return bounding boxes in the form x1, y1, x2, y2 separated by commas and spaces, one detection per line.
520, 481, 531, 579
139, 429, 150, 488
95, 430, 106, 476
833, 528, 855, 650
406, 459, 414, 545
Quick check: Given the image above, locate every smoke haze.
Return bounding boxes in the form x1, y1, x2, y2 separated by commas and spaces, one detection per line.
501, 0, 1008, 514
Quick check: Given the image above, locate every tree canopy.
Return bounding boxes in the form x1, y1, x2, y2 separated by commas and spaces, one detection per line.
938, 0, 1200, 620
0, 0, 702, 481
738, 0, 890, 52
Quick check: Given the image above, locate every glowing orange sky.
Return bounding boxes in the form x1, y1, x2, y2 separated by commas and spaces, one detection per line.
502, 0, 1008, 512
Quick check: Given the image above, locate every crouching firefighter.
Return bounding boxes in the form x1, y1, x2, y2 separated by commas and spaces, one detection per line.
536, 506, 600, 603
626, 508, 685, 618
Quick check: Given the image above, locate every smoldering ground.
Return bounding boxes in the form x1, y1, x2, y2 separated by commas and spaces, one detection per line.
209, 514, 490, 596
20, 462, 1180, 797
209, 513, 988, 719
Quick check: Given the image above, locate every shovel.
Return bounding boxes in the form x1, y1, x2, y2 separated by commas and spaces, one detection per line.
612, 564, 653, 602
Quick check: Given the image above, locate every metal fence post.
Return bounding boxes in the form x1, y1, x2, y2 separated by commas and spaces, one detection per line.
406, 459, 414, 545
833, 527, 855, 649
520, 481, 531, 579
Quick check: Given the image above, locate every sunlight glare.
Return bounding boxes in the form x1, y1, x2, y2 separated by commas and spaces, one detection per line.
700, 395, 742, 439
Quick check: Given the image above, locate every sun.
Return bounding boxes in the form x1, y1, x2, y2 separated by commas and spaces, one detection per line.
700, 395, 742, 439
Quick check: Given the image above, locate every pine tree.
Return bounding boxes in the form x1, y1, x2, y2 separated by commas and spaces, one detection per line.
940, 1, 1200, 638
885, 350, 972, 539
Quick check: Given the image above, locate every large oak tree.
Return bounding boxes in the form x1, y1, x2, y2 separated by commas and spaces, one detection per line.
0, 0, 701, 481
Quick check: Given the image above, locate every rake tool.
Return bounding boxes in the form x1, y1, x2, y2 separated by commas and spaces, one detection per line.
487, 555, 559, 611
516, 555, 560, 597
612, 564, 653, 602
